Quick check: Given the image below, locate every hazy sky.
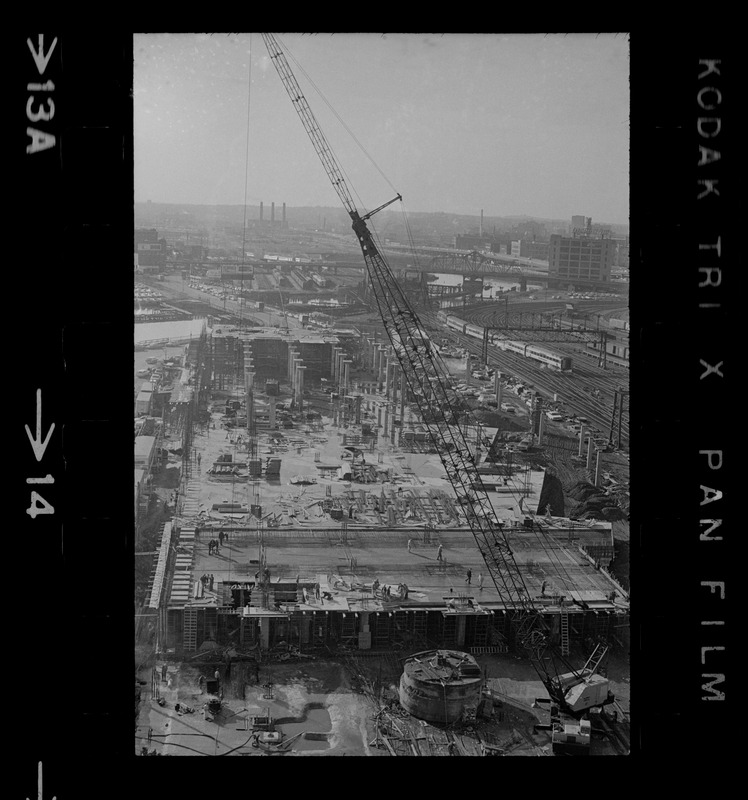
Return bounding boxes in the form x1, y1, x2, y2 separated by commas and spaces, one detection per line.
134, 33, 629, 224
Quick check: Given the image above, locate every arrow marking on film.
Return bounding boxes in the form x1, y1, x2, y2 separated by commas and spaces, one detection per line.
28, 761, 56, 800
25, 389, 55, 462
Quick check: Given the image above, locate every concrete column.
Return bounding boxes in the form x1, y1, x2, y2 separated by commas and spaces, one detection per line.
594, 449, 602, 486
288, 348, 297, 382
337, 351, 345, 386
390, 409, 396, 442
537, 412, 544, 444
400, 372, 406, 420
343, 360, 351, 393
298, 366, 306, 411
269, 397, 276, 429
330, 344, 338, 377
391, 365, 398, 408
259, 616, 270, 650
247, 371, 255, 388
358, 610, 371, 650
384, 403, 389, 435
384, 351, 392, 399
495, 371, 502, 406
295, 363, 301, 400
578, 426, 586, 457
355, 395, 362, 424
456, 614, 466, 647
586, 436, 594, 470
377, 406, 383, 429
377, 348, 386, 387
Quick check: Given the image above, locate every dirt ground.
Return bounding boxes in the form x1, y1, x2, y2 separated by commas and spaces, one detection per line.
136, 658, 380, 756
136, 647, 629, 756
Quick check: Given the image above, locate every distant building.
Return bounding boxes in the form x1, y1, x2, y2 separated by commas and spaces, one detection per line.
489, 235, 513, 255
510, 240, 549, 260
548, 233, 615, 285
135, 228, 167, 269
570, 215, 587, 233
568, 216, 612, 240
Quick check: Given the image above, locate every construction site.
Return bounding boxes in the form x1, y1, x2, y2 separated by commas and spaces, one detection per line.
134, 34, 630, 757
135, 318, 630, 756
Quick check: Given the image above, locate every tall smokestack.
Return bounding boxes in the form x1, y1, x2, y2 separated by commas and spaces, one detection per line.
260, 202, 264, 222
282, 202, 287, 226
271, 202, 275, 224
480, 209, 483, 238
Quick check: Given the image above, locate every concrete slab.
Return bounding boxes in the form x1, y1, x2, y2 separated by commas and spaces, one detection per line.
168, 387, 627, 615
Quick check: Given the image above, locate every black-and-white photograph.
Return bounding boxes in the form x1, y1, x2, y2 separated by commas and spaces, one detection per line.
132, 32, 632, 756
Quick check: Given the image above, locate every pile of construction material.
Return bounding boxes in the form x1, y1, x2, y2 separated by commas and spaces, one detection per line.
567, 481, 627, 521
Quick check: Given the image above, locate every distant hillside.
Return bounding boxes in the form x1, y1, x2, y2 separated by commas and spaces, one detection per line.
135, 202, 627, 240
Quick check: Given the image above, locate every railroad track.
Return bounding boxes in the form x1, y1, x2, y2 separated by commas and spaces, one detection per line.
423, 312, 629, 446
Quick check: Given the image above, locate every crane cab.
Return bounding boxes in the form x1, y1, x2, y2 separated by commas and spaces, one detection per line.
556, 670, 614, 714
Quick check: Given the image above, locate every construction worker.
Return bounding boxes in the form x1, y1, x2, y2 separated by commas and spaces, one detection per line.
465, 568, 472, 585
436, 544, 443, 562
407, 538, 413, 553
478, 573, 484, 590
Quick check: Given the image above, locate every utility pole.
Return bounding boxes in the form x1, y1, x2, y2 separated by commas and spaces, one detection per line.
608, 388, 628, 449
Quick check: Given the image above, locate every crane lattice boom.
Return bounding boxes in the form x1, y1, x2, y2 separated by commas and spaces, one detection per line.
261, 33, 609, 712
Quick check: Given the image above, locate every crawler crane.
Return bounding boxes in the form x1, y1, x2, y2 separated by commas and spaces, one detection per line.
262, 34, 616, 749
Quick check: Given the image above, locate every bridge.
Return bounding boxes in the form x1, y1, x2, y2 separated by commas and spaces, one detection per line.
390, 250, 624, 292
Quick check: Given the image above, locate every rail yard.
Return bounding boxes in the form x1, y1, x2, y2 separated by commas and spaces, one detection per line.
430, 300, 630, 446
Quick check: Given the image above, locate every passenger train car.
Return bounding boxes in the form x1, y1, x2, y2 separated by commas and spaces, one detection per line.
495, 340, 572, 371
442, 314, 572, 371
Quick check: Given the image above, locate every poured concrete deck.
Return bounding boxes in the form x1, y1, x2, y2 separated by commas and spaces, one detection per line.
166, 394, 627, 615
180, 524, 624, 613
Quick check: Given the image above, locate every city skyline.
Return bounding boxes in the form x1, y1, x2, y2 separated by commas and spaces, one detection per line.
134, 33, 630, 225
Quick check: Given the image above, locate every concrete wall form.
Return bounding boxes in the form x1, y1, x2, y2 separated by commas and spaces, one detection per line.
163, 603, 627, 656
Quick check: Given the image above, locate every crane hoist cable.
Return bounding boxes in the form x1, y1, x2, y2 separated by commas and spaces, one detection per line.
277, 35, 399, 199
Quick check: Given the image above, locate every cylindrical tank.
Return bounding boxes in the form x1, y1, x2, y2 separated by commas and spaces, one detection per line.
399, 649, 482, 725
